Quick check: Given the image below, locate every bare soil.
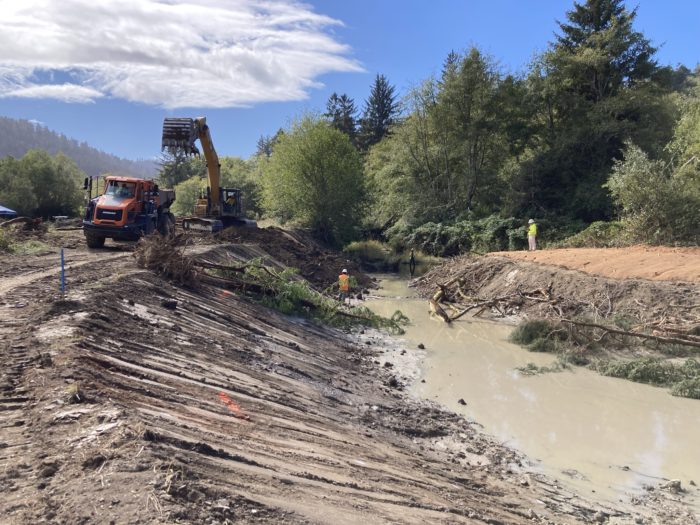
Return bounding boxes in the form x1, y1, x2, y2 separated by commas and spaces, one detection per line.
491, 246, 700, 283
0, 229, 697, 524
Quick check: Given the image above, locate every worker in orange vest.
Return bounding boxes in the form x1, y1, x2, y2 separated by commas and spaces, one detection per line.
338, 268, 350, 303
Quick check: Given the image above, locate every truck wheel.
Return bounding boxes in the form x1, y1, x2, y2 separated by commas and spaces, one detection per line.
85, 233, 106, 248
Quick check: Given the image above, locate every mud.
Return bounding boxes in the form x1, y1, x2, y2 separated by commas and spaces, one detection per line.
0, 229, 697, 524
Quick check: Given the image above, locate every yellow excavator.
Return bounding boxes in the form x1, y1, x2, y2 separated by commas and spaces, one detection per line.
161, 117, 256, 232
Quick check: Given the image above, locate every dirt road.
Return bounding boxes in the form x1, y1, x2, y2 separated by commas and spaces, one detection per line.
492, 245, 700, 282
1, 229, 697, 524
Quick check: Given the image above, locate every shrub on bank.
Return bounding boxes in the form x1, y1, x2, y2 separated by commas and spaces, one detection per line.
394, 216, 526, 257
556, 221, 627, 248
343, 240, 402, 272
509, 319, 569, 353
596, 358, 700, 399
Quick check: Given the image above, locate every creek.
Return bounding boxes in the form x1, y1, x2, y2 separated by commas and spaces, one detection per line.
367, 275, 700, 507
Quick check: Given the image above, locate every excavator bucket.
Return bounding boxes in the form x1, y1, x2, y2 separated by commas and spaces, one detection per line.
162, 118, 199, 156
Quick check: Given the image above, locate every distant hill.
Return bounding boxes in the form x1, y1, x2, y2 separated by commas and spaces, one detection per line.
0, 116, 157, 178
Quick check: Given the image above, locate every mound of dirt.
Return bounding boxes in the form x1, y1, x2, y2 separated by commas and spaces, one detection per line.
492, 245, 700, 282
415, 254, 700, 326
214, 226, 374, 290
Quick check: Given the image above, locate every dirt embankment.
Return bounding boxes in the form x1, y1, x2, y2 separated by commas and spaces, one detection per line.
416, 252, 699, 324
0, 229, 697, 524
491, 246, 700, 283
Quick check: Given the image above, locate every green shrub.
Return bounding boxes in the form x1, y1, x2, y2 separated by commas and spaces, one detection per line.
671, 378, 700, 399
596, 358, 700, 393
510, 319, 567, 353
343, 240, 401, 271
399, 216, 525, 256
556, 221, 627, 248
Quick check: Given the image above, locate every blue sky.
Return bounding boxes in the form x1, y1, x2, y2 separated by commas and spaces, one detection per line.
0, 0, 698, 161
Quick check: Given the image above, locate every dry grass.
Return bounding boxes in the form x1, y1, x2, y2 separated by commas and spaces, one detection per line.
133, 234, 197, 286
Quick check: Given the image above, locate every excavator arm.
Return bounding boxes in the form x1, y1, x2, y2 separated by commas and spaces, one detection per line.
162, 116, 221, 215
161, 116, 255, 231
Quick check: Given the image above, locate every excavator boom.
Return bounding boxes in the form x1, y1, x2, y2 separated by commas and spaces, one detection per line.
161, 117, 255, 231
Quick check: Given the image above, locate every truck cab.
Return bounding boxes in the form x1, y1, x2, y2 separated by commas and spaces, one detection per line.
83, 176, 175, 248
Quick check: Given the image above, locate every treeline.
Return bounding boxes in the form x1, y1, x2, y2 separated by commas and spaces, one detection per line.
0, 150, 84, 217
165, 0, 700, 250
0, 117, 156, 179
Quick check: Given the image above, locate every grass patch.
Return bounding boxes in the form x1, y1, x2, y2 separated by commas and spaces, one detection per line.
11, 239, 54, 255
343, 240, 402, 272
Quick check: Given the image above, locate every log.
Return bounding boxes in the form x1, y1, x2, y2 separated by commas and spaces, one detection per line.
561, 318, 700, 349
429, 299, 452, 323
0, 217, 40, 228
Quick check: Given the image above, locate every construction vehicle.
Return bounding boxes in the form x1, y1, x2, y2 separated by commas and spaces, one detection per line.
82, 176, 175, 248
161, 117, 256, 232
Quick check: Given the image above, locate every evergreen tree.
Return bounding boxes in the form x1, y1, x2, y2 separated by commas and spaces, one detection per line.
324, 93, 358, 145
156, 150, 206, 188
511, 0, 668, 221
358, 74, 399, 151
255, 129, 285, 158
554, 0, 657, 102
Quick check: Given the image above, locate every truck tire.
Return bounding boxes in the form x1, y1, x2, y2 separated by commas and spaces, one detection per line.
85, 233, 106, 248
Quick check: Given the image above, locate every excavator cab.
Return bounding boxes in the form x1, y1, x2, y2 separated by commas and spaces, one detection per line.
162, 117, 255, 231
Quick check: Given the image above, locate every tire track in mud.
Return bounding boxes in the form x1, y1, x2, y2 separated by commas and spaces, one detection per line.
0, 249, 134, 521
59, 273, 613, 524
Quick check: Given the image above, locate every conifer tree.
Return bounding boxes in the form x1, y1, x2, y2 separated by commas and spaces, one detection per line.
358, 74, 399, 151
324, 93, 358, 146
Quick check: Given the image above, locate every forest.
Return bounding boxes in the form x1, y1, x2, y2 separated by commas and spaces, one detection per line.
3, 0, 699, 252
169, 0, 699, 252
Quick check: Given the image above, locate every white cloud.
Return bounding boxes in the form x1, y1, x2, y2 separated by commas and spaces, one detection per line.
0, 0, 362, 108
5, 84, 104, 104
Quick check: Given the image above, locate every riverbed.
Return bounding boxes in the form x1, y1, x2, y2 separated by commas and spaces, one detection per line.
367, 275, 700, 508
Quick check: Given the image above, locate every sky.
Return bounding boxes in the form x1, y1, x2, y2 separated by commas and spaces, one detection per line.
0, 0, 698, 161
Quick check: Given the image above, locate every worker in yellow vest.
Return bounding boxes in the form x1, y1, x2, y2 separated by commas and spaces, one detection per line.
338, 268, 350, 303
527, 219, 537, 251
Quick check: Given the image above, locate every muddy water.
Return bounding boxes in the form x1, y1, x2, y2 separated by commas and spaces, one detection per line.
368, 276, 700, 506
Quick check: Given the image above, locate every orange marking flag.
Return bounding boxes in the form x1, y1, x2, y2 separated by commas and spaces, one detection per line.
218, 391, 250, 420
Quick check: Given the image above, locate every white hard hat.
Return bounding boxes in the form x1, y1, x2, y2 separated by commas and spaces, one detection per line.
342, 269, 348, 274
528, 219, 535, 224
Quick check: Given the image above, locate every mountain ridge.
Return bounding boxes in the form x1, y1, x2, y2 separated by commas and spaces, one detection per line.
0, 116, 157, 178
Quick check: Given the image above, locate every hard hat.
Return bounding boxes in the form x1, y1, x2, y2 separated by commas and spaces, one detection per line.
528, 219, 535, 224
342, 269, 348, 274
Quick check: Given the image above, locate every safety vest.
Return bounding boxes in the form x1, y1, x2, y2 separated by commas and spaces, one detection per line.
528, 223, 537, 236
338, 274, 349, 292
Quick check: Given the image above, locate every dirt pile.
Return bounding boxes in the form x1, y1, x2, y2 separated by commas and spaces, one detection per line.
415, 254, 700, 324
214, 226, 374, 290
492, 245, 700, 282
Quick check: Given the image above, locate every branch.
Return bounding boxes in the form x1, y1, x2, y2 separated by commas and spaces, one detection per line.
560, 318, 700, 349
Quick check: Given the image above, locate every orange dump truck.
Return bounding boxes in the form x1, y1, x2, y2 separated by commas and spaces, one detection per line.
82, 176, 175, 248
